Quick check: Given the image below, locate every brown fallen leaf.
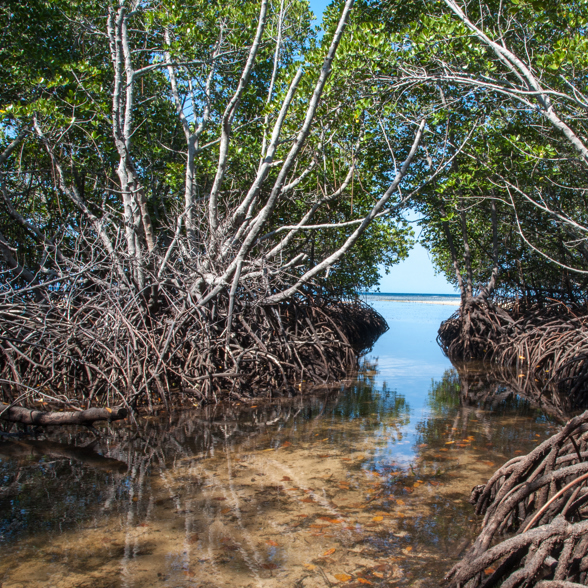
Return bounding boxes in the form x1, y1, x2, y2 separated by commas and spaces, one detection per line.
418, 443, 427, 448
334, 573, 352, 582
323, 547, 336, 556
405, 546, 413, 552
301, 498, 314, 503
357, 579, 372, 585
372, 572, 384, 579
261, 563, 278, 570
482, 461, 496, 467
296, 514, 308, 518
266, 539, 279, 547
221, 508, 232, 514
372, 516, 384, 522
396, 499, 405, 505
213, 497, 226, 501
445, 441, 455, 445
282, 476, 292, 481
282, 441, 292, 447
484, 567, 496, 575
304, 564, 316, 570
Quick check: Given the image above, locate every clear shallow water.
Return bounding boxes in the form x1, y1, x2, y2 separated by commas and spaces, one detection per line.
0, 298, 560, 588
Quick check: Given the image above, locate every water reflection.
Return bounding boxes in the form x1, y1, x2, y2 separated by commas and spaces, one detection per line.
0, 301, 564, 587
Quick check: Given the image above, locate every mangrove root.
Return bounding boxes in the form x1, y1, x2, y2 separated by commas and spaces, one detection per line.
438, 298, 588, 406
447, 409, 588, 587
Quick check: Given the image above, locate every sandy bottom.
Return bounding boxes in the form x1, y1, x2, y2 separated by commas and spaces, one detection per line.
0, 410, 554, 588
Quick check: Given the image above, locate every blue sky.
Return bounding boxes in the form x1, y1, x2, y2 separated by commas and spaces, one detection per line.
308, 0, 456, 294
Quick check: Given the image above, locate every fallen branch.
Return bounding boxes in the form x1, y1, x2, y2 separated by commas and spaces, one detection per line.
0, 403, 128, 427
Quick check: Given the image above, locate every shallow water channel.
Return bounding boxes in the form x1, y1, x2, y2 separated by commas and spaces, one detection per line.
0, 298, 561, 588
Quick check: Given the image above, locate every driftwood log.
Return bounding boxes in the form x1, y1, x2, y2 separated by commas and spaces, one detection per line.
0, 403, 128, 427
447, 410, 588, 587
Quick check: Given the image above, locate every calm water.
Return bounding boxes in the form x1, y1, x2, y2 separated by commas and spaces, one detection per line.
0, 297, 560, 588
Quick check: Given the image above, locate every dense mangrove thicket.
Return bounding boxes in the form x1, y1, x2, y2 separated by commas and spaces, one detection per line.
7, 0, 588, 585
0, 0, 433, 413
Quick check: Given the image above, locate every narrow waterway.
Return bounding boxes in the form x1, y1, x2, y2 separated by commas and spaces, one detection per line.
0, 297, 560, 588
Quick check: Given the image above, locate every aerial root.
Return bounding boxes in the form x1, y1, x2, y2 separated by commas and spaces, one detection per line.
438, 299, 588, 406
447, 410, 588, 587
0, 293, 387, 416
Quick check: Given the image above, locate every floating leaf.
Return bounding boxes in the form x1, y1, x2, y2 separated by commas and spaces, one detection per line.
318, 516, 342, 523
334, 573, 352, 582
266, 539, 279, 546
418, 443, 427, 448
445, 441, 455, 445
482, 461, 495, 467
405, 546, 413, 552
323, 547, 336, 556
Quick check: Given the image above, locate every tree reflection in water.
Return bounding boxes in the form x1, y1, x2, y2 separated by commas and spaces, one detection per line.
0, 363, 562, 587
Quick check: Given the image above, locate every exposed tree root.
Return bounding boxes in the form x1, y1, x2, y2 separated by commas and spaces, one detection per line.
0, 292, 387, 416
438, 299, 588, 406
447, 410, 588, 588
